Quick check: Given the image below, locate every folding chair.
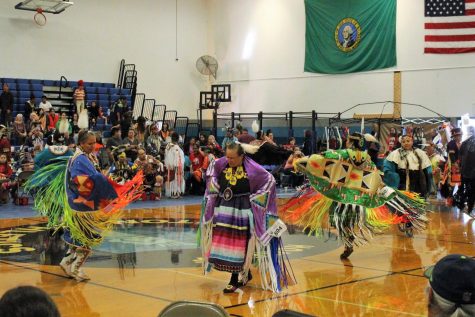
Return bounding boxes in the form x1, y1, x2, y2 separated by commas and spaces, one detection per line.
158, 301, 229, 317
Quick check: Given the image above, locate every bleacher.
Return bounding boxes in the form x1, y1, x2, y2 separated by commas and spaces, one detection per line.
0, 78, 133, 120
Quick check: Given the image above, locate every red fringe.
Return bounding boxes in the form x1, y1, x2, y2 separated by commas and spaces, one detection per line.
102, 171, 144, 215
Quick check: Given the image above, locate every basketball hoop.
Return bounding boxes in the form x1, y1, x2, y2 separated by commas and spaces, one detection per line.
34, 8, 46, 26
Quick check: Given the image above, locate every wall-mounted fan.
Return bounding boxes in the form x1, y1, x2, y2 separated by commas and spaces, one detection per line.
196, 55, 218, 79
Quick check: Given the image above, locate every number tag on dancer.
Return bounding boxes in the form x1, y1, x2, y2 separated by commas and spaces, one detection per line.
378, 186, 395, 198
265, 219, 287, 239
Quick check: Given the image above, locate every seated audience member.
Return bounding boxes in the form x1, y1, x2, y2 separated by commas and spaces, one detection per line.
221, 128, 237, 150
38, 95, 53, 112
109, 151, 133, 184
283, 137, 297, 151
0, 153, 13, 204
46, 108, 59, 132
120, 111, 133, 139
95, 133, 112, 173
425, 254, 475, 317
55, 111, 72, 135
189, 144, 206, 195
122, 129, 140, 161
142, 161, 164, 200
106, 127, 123, 150
237, 127, 255, 144
0, 132, 11, 160
26, 127, 44, 157
207, 134, 222, 156
29, 112, 42, 132
133, 148, 156, 171
265, 129, 277, 145
88, 101, 99, 126
97, 106, 107, 124
282, 150, 305, 188
24, 94, 36, 125
12, 114, 27, 146
198, 132, 207, 146
38, 109, 47, 132
0, 285, 60, 317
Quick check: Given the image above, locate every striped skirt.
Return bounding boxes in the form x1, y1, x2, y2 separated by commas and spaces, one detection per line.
209, 195, 251, 273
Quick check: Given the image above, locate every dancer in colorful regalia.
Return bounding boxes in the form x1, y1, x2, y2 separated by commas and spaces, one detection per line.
200, 143, 295, 293
284, 132, 428, 259
25, 130, 143, 282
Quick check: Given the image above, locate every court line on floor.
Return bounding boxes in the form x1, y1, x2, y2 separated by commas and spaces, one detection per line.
0, 260, 175, 304
223, 266, 428, 310
299, 293, 425, 317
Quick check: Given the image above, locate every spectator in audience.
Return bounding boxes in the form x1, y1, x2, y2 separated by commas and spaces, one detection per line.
159, 122, 170, 142
147, 124, 161, 154
282, 150, 305, 188
0, 83, 14, 126
88, 101, 99, 126
71, 112, 80, 141
0, 285, 60, 317
198, 132, 207, 146
120, 111, 133, 139
425, 254, 475, 316
123, 129, 139, 161
0, 131, 12, 160
135, 116, 147, 143
73, 80, 86, 115
55, 111, 72, 135
46, 108, 59, 132
283, 137, 297, 151
221, 128, 237, 150
0, 153, 13, 204
186, 137, 197, 154
237, 127, 255, 144
133, 148, 158, 171
38, 109, 47, 132
26, 127, 44, 157
106, 127, 122, 150
265, 129, 277, 145
12, 114, 27, 146
302, 130, 313, 156
110, 96, 127, 126
165, 132, 185, 198
24, 94, 36, 125
142, 161, 164, 200
189, 144, 206, 195
29, 112, 41, 132
38, 95, 53, 113
97, 106, 107, 124
207, 134, 222, 156
95, 133, 112, 173
109, 151, 133, 184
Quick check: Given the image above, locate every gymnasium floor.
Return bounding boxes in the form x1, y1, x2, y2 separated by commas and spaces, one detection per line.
0, 197, 471, 317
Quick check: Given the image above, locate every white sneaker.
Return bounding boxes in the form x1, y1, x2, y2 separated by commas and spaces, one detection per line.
74, 268, 91, 282
59, 255, 75, 278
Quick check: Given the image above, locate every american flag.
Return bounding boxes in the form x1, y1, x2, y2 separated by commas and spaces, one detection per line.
425, 0, 475, 53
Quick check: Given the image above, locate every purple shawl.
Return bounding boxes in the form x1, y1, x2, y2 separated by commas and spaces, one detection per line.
204, 156, 277, 240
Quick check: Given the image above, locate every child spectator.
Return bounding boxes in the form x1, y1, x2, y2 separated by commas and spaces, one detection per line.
0, 153, 13, 204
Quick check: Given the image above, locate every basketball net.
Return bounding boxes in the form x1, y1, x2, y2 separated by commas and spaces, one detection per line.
34, 8, 47, 26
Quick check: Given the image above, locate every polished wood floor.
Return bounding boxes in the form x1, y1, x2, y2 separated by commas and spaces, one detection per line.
0, 202, 472, 317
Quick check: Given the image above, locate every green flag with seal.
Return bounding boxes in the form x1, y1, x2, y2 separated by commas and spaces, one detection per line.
304, 0, 396, 74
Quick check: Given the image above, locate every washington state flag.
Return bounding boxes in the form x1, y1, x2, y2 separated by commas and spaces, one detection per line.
304, 0, 396, 74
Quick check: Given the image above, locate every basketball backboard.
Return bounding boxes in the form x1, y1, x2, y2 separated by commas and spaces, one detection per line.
15, 0, 73, 14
